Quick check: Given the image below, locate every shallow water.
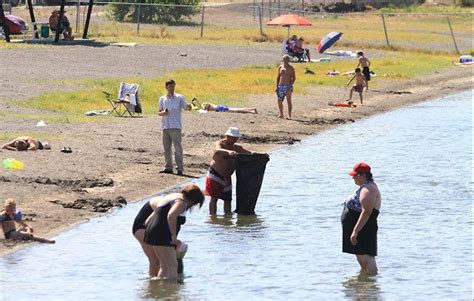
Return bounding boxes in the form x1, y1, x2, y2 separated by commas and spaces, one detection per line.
0, 90, 471, 300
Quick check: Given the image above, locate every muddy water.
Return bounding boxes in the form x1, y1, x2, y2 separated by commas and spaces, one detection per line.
0, 90, 471, 300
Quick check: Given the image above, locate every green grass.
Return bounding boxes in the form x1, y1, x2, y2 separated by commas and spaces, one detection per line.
17, 50, 456, 120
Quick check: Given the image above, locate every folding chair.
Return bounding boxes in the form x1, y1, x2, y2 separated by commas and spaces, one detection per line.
103, 82, 142, 117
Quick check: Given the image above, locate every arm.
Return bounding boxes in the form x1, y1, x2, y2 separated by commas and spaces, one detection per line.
367, 58, 371, 67
157, 97, 169, 116
182, 97, 192, 111
291, 67, 296, 85
2, 139, 17, 151
234, 144, 252, 155
350, 188, 375, 245
144, 210, 155, 226
167, 200, 186, 245
275, 67, 281, 91
16, 220, 33, 233
347, 75, 355, 86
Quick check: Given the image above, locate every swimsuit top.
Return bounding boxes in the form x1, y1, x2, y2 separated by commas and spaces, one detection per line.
155, 198, 187, 217
344, 183, 368, 212
0, 210, 23, 222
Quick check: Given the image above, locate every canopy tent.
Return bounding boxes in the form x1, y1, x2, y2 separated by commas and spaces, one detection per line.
0, 0, 94, 43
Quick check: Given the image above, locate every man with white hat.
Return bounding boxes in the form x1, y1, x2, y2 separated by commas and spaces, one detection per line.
205, 127, 253, 215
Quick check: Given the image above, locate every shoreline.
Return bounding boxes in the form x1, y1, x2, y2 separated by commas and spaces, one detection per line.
0, 63, 472, 257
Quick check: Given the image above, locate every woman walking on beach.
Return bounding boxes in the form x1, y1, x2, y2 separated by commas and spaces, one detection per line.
144, 185, 204, 280
341, 162, 381, 275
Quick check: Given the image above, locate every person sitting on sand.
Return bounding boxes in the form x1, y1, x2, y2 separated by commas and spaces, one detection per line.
346, 68, 368, 105
1, 199, 55, 243
49, 9, 74, 40
193, 99, 257, 114
2, 137, 51, 151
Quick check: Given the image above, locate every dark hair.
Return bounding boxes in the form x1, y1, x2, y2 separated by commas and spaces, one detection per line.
362, 172, 373, 181
355, 68, 361, 73
357, 51, 363, 56
14, 140, 28, 151
182, 184, 204, 209
165, 79, 176, 87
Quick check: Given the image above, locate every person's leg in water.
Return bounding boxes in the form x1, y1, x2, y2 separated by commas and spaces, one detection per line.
286, 90, 293, 119
223, 200, 232, 215
134, 229, 160, 277
363, 255, 377, 275
156, 246, 178, 280
209, 197, 218, 215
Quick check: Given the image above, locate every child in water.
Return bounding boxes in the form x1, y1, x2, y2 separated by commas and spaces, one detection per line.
1, 199, 55, 243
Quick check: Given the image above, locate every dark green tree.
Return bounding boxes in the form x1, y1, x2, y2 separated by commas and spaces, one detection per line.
108, 0, 200, 24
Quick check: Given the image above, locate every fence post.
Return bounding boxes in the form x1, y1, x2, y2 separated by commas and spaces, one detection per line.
200, 5, 205, 38
446, 16, 460, 54
136, 1, 141, 36
302, 0, 304, 16
253, 0, 256, 21
278, 0, 280, 16
268, 0, 271, 20
259, 6, 263, 36
76, 0, 80, 34
381, 13, 390, 48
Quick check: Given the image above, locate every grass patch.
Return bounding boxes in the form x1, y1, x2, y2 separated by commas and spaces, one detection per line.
18, 51, 456, 120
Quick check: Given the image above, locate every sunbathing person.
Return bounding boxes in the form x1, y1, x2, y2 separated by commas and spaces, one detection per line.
2, 137, 50, 151
192, 99, 257, 114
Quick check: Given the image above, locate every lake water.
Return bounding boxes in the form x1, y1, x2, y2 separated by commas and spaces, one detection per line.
0, 90, 471, 300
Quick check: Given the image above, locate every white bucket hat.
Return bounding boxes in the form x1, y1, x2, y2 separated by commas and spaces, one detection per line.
225, 127, 240, 138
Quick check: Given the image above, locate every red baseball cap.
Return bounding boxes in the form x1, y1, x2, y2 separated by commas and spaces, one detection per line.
348, 162, 371, 176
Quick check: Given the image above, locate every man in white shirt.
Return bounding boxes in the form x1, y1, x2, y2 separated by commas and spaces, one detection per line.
158, 79, 192, 176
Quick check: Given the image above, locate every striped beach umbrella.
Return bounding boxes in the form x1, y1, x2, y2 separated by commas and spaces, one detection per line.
317, 32, 343, 53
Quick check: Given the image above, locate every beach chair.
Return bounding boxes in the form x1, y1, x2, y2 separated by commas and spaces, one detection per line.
103, 82, 142, 117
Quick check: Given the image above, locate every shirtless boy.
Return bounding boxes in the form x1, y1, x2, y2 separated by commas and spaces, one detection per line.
356, 51, 372, 83
346, 68, 368, 105
275, 55, 296, 119
205, 127, 253, 215
1, 199, 55, 243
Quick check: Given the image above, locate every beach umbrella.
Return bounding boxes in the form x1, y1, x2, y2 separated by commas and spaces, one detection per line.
317, 32, 343, 53
267, 13, 313, 36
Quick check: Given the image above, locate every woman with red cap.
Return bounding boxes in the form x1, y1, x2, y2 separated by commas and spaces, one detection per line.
341, 162, 382, 275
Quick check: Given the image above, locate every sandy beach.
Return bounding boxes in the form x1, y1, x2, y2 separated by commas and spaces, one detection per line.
0, 43, 471, 256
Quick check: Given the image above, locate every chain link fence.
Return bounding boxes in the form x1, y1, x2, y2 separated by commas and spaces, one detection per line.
5, 2, 472, 53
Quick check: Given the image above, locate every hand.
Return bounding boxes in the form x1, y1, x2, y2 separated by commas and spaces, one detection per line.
229, 151, 238, 158
350, 231, 358, 246
25, 227, 34, 234
171, 237, 181, 247
275, 87, 278, 93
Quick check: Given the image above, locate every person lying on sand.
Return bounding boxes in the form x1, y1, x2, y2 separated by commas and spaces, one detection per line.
2, 137, 50, 151
1, 199, 55, 244
192, 99, 257, 114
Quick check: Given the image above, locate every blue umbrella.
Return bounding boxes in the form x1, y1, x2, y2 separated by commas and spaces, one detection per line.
317, 32, 343, 53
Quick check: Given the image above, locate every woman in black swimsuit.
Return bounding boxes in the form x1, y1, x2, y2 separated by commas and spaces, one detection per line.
144, 184, 204, 280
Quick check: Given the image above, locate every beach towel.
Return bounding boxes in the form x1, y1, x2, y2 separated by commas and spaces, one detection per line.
235, 153, 270, 215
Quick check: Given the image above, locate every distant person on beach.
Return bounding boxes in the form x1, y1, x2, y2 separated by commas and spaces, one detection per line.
158, 79, 192, 176
2, 137, 51, 151
205, 127, 255, 215
356, 51, 371, 82
341, 162, 381, 275
49, 9, 73, 40
193, 99, 257, 114
1, 199, 55, 243
143, 185, 204, 281
294, 37, 311, 62
346, 68, 368, 105
276, 55, 296, 119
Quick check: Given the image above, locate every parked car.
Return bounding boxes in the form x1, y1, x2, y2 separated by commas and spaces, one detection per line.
0, 14, 28, 35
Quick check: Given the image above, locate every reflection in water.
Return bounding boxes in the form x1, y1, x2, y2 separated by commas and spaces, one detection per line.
206, 214, 266, 232
342, 272, 383, 301
140, 279, 183, 300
